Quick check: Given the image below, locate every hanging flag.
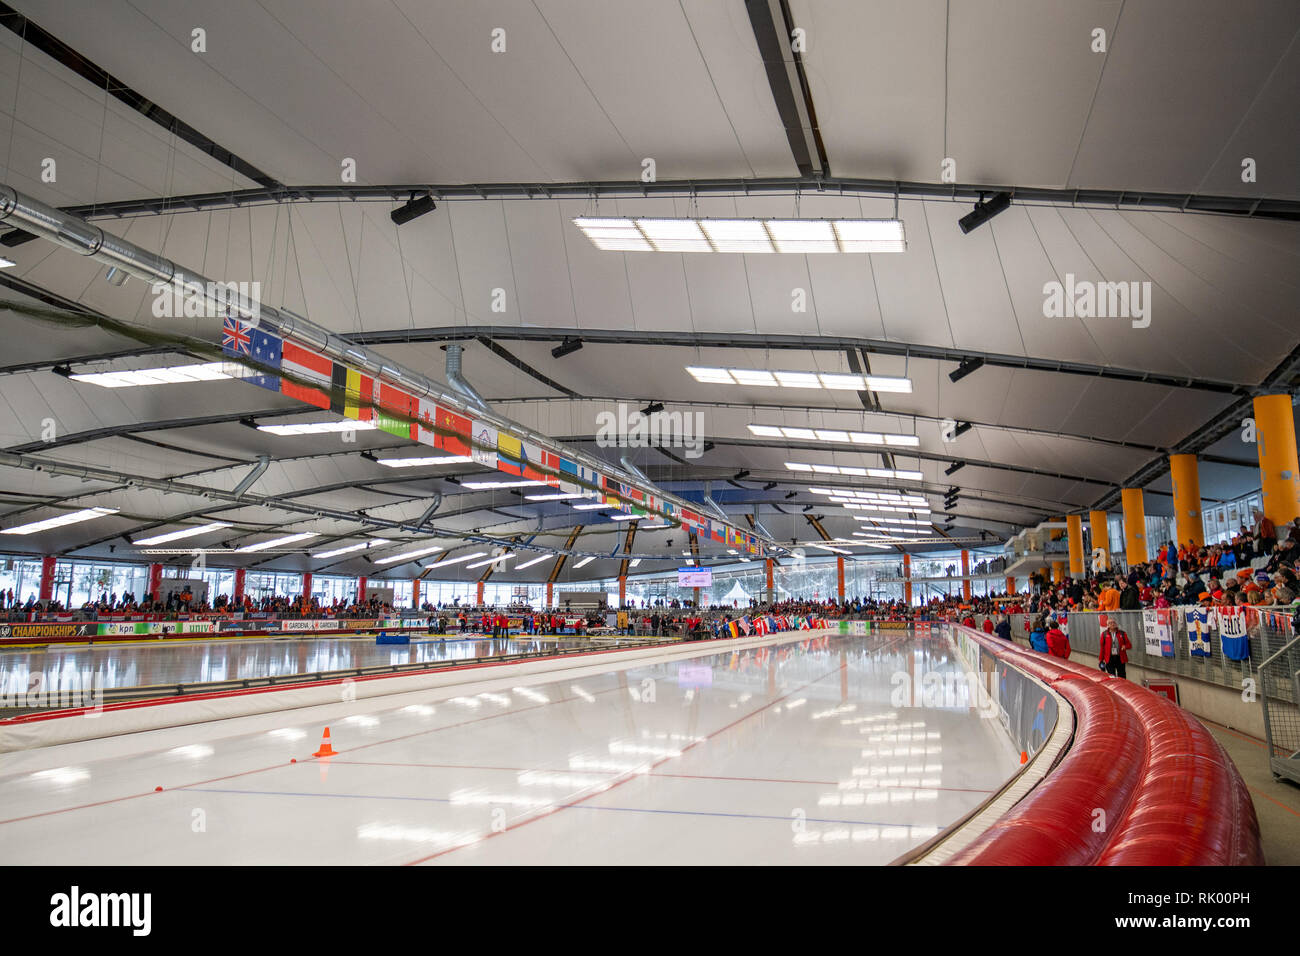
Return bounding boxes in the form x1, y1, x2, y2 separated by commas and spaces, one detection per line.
471, 421, 498, 468
432, 405, 472, 456
1186, 607, 1212, 657
334, 366, 374, 421
497, 432, 524, 477
221, 315, 253, 356
280, 340, 334, 409
1217, 606, 1250, 661
1142, 608, 1174, 657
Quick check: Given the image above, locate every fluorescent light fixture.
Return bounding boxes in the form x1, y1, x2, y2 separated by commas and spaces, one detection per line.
572, 556, 596, 569
234, 532, 320, 553
132, 522, 232, 545
69, 362, 241, 388
526, 492, 587, 501
312, 538, 392, 559
786, 462, 923, 482
2, 507, 119, 535
425, 551, 488, 568
513, 554, 552, 570
259, 420, 377, 436
466, 555, 512, 570
607, 513, 640, 521
461, 480, 549, 490
628, 559, 641, 568
571, 502, 610, 511
374, 544, 446, 565
687, 366, 911, 393
867, 468, 924, 481
376, 456, 474, 467
641, 522, 672, 529
0, 255, 15, 268
574, 218, 905, 254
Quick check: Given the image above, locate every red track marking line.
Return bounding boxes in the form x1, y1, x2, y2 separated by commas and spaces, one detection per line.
402, 661, 847, 865
328, 759, 997, 794
1247, 785, 1300, 819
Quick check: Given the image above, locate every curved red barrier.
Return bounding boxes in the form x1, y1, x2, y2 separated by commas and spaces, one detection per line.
946, 627, 1263, 867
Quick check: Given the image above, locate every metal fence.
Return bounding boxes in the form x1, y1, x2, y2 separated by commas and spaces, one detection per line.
972, 606, 1298, 701
1259, 633, 1300, 784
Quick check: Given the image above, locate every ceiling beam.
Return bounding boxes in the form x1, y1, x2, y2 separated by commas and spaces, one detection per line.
353, 326, 1251, 395
59, 178, 1300, 223
746, 0, 826, 177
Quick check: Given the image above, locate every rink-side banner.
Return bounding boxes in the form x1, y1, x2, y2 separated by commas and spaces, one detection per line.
220, 317, 763, 556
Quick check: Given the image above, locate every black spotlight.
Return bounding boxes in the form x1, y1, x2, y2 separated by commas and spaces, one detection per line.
958, 192, 1011, 234
785, 491, 798, 499
734, 470, 750, 481
954, 421, 972, 437
551, 337, 583, 359
944, 461, 965, 476
948, 356, 985, 383
390, 194, 437, 226
641, 401, 665, 415
763, 482, 777, 491
802, 505, 813, 512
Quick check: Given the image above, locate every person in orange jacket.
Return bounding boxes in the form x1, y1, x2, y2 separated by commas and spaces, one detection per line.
1045, 622, 1071, 659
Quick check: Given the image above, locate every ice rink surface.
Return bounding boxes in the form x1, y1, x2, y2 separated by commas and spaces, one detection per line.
0, 629, 1019, 865
0, 634, 602, 695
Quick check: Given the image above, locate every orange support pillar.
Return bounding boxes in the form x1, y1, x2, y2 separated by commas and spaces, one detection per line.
836, 556, 845, 601
903, 553, 912, 606
766, 558, 774, 596
233, 568, 246, 601
1066, 515, 1084, 576
476, 580, 485, 605
1254, 394, 1300, 526
546, 581, 553, 608
357, 576, 368, 603
1169, 454, 1204, 549
618, 575, 627, 607
1121, 488, 1146, 566
1006, 575, 1015, 595
412, 578, 420, 610
302, 572, 312, 600
1052, 561, 1065, 584
1089, 510, 1110, 572
960, 550, 970, 601
147, 562, 162, 600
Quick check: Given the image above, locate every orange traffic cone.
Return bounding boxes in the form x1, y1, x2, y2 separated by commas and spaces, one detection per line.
1019, 750, 1029, 765
313, 727, 338, 758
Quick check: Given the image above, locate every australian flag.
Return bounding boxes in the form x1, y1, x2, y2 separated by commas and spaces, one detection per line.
222, 315, 282, 392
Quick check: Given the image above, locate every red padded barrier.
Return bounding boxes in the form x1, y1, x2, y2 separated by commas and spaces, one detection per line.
944, 626, 1263, 867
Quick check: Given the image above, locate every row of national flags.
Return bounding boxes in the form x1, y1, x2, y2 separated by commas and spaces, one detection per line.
221, 317, 762, 552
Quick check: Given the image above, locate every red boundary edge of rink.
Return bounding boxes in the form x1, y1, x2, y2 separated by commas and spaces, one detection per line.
944, 625, 1264, 867
0, 629, 811, 727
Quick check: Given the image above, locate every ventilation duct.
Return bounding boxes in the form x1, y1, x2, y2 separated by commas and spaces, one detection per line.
443, 343, 489, 413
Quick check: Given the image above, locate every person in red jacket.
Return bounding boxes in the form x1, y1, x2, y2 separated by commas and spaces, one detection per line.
961, 614, 976, 629
1045, 623, 1071, 659
981, 617, 994, 634
1098, 618, 1132, 678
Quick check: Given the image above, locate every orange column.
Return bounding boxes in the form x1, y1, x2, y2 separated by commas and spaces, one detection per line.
476, 581, 485, 605
147, 562, 162, 600
766, 558, 774, 595
1169, 454, 1204, 549
1254, 395, 1300, 526
836, 556, 845, 600
302, 572, 312, 600
1066, 515, 1084, 576
1052, 561, 1065, 584
903, 553, 912, 606
1006, 575, 1015, 595
1121, 488, 1146, 566
234, 568, 246, 601
960, 550, 970, 601
546, 581, 553, 608
618, 575, 627, 606
412, 578, 420, 610
1089, 510, 1110, 572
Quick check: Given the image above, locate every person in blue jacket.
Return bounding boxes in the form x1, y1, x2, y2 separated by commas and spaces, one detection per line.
1028, 614, 1049, 653
993, 614, 1013, 641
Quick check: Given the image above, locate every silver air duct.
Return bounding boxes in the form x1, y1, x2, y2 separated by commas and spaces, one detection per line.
0, 181, 771, 544
443, 343, 489, 413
